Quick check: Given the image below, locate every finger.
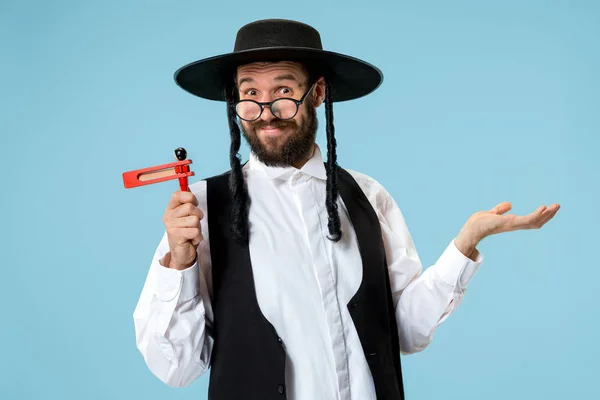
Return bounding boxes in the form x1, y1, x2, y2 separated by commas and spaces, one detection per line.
179, 227, 203, 242
166, 191, 199, 211
527, 204, 559, 227
170, 227, 203, 244
531, 209, 552, 228
510, 206, 546, 228
528, 205, 548, 221
191, 234, 203, 246
171, 203, 204, 219
169, 215, 202, 228
532, 205, 547, 216
538, 206, 560, 227
490, 202, 512, 215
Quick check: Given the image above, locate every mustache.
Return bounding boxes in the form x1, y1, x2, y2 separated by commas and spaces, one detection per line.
250, 119, 297, 131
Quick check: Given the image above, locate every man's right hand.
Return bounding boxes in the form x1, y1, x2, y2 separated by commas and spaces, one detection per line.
163, 190, 204, 270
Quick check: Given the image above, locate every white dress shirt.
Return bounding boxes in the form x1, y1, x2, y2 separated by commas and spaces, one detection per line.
133, 144, 483, 399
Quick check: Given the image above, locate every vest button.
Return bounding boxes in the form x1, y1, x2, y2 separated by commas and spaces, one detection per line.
277, 384, 285, 395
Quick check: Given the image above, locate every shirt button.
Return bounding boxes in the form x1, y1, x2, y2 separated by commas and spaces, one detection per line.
277, 384, 285, 395
277, 337, 283, 345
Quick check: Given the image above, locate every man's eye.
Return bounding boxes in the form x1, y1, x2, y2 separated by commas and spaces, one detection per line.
246, 89, 258, 96
279, 87, 291, 95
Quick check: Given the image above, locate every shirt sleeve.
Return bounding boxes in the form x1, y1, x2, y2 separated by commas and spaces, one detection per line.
369, 180, 483, 355
132, 181, 214, 387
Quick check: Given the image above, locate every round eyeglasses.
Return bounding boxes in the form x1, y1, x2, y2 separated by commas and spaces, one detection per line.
234, 83, 316, 122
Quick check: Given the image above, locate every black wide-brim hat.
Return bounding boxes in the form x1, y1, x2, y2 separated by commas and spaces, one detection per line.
174, 19, 383, 102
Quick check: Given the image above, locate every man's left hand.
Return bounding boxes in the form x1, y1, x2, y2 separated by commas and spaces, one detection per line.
455, 202, 561, 260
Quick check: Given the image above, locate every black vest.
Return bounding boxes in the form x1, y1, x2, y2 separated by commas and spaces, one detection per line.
205, 167, 405, 399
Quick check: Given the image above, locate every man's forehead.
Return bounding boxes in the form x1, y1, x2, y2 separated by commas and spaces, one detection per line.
236, 61, 307, 84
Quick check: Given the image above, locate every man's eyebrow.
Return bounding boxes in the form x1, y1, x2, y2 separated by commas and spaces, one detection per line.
273, 74, 300, 84
237, 74, 302, 87
238, 77, 255, 86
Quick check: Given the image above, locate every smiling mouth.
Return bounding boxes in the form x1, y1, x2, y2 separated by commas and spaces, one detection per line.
260, 126, 286, 136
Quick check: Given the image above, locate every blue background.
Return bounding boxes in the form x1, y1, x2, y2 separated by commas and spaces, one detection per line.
2, 0, 598, 399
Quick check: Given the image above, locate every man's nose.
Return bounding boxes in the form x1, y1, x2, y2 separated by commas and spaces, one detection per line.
259, 103, 276, 122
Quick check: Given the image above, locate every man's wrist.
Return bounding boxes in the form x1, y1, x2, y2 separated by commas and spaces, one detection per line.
455, 229, 481, 260
160, 251, 196, 270
168, 257, 196, 271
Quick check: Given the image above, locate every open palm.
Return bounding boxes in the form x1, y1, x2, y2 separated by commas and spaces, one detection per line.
469, 201, 561, 240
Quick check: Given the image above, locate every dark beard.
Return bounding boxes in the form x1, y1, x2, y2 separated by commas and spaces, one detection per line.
240, 103, 318, 167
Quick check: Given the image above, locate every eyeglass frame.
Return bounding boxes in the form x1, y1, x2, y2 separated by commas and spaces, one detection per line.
234, 82, 317, 122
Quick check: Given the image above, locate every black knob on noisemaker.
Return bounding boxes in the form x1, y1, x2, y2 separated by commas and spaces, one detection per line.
174, 147, 187, 161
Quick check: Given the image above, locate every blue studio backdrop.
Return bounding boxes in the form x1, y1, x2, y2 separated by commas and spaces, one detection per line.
1, 0, 598, 399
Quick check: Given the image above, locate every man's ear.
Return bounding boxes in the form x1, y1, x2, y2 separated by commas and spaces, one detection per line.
312, 76, 326, 108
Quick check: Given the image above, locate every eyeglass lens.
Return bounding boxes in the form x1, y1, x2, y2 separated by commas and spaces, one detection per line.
236, 98, 299, 121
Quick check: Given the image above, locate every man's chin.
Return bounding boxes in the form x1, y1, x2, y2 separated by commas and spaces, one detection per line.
258, 133, 288, 150
259, 145, 286, 160
249, 140, 290, 165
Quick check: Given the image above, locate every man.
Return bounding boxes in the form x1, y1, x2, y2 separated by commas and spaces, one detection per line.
133, 19, 559, 399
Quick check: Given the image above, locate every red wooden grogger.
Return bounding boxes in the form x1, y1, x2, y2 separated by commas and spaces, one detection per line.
122, 147, 194, 191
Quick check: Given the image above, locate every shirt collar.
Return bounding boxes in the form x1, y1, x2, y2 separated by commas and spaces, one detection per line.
248, 144, 327, 181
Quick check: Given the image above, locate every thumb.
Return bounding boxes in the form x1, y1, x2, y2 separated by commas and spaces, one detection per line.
489, 201, 512, 215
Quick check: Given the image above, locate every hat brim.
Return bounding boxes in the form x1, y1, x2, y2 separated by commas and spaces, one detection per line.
173, 47, 383, 102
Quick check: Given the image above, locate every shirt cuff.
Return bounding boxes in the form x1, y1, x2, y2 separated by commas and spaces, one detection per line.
433, 239, 484, 290
154, 252, 200, 303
